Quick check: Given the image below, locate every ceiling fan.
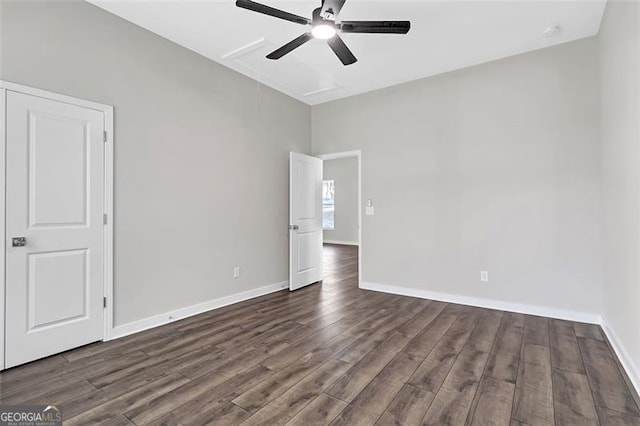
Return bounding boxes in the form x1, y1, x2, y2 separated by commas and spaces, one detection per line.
235, 0, 411, 65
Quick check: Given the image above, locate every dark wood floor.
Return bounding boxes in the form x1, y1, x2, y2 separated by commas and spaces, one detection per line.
1, 244, 639, 425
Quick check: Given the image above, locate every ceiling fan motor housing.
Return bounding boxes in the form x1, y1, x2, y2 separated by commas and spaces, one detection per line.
312, 7, 336, 27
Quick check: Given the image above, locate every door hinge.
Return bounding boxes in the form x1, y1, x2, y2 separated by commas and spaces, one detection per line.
103, 297, 107, 308
103, 213, 108, 225
103, 131, 107, 143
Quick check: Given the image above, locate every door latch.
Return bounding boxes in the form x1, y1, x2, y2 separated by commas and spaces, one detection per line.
12, 237, 26, 247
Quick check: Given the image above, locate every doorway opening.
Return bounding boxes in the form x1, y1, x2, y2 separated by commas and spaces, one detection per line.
318, 151, 361, 289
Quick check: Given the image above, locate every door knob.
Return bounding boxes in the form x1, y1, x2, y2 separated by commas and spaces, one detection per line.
12, 237, 27, 247
288, 225, 299, 230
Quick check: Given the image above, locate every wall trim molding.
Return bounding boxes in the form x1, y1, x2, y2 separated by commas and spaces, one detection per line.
360, 281, 601, 324
109, 281, 289, 340
323, 239, 359, 246
601, 316, 640, 397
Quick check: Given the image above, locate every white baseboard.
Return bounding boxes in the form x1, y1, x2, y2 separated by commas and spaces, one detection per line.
323, 240, 359, 246
360, 281, 601, 324
601, 316, 640, 397
108, 281, 289, 340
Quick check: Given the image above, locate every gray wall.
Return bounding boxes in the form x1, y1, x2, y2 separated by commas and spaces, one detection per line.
0, 0, 311, 326
312, 38, 603, 317
599, 0, 640, 384
323, 157, 358, 245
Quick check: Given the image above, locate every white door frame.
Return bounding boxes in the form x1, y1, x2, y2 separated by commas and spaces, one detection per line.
316, 150, 362, 289
0, 80, 114, 369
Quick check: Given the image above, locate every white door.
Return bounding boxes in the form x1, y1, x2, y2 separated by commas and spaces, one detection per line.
289, 152, 323, 291
5, 91, 105, 368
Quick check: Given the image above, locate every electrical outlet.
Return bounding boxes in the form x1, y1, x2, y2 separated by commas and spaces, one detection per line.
480, 270, 489, 282
233, 267, 241, 279
366, 199, 374, 216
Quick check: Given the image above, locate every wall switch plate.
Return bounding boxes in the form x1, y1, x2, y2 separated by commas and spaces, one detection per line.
233, 267, 241, 279
480, 270, 489, 282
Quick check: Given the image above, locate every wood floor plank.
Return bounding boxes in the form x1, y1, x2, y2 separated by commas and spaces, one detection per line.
232, 334, 355, 413
574, 322, 605, 341
511, 344, 554, 425
62, 290, 284, 362
395, 300, 446, 338
59, 328, 178, 363
58, 350, 150, 383
260, 304, 386, 371
240, 359, 352, 425
125, 368, 256, 425
60, 365, 197, 419
87, 344, 222, 388
467, 376, 514, 426
602, 334, 640, 413
331, 352, 423, 426
419, 311, 501, 425
178, 333, 290, 380
549, 319, 586, 374
337, 300, 425, 364
484, 312, 524, 383
552, 368, 599, 425
340, 307, 399, 340
139, 312, 264, 357
0, 354, 68, 385
188, 402, 251, 425
140, 321, 256, 360
65, 373, 191, 425
522, 315, 549, 347
376, 384, 435, 426
52, 385, 115, 420
23, 379, 97, 407
94, 415, 135, 425
325, 332, 411, 403
408, 307, 481, 392
285, 394, 348, 426
1, 373, 92, 405
596, 405, 640, 425
578, 336, 640, 416
294, 290, 372, 327
144, 365, 273, 425
402, 303, 464, 359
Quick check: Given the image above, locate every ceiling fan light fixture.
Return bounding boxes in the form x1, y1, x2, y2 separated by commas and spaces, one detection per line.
235, 0, 410, 65
312, 24, 337, 39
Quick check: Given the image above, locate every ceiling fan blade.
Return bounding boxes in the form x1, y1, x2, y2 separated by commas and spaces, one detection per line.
327, 35, 357, 65
321, 0, 346, 19
339, 20, 410, 34
267, 33, 313, 59
236, 0, 311, 25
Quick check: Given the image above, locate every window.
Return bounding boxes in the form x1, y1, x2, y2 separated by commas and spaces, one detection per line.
323, 180, 335, 230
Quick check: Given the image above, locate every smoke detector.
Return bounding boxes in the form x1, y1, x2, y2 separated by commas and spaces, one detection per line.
543, 26, 560, 37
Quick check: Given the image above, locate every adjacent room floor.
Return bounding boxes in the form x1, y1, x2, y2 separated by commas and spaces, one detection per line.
0, 244, 638, 425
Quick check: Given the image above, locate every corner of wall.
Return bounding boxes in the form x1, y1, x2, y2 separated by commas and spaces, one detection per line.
601, 315, 640, 397
596, 0, 640, 401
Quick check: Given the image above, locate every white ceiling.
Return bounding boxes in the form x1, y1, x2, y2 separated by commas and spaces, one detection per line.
88, 0, 607, 105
